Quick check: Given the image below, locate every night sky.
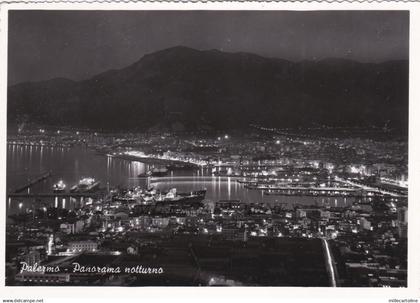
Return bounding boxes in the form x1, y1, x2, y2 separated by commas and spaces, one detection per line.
8, 10, 409, 85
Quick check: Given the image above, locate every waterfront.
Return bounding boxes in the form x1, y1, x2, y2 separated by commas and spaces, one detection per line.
7, 143, 357, 215
7, 143, 147, 191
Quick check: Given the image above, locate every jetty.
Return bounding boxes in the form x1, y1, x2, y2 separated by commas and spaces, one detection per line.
13, 171, 52, 193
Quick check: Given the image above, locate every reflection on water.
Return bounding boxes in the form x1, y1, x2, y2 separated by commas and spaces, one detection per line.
7, 144, 147, 214
7, 144, 148, 193
7, 144, 357, 215
153, 176, 354, 209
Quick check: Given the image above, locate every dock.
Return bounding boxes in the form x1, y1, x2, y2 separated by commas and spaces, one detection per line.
109, 153, 200, 168
8, 192, 102, 199
13, 171, 52, 193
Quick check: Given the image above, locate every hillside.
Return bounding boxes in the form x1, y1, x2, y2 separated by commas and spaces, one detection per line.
8, 46, 409, 132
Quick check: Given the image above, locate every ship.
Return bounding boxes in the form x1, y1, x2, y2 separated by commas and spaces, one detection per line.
156, 188, 207, 204
150, 167, 169, 177
137, 171, 152, 178
112, 186, 206, 205
70, 177, 101, 193
166, 163, 197, 170
52, 180, 66, 193
138, 167, 169, 178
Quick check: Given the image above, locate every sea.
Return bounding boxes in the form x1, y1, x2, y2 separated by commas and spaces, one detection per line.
6, 143, 357, 215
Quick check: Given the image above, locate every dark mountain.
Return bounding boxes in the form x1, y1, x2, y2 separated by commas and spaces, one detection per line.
8, 46, 408, 132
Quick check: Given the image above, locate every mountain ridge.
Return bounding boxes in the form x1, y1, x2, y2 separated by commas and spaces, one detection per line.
8, 46, 408, 132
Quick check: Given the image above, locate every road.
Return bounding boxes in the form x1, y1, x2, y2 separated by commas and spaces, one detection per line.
335, 177, 407, 198
321, 238, 338, 287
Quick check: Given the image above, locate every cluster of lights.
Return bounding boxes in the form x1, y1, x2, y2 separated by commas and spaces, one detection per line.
79, 177, 96, 185
55, 180, 66, 189
217, 134, 230, 141
125, 150, 206, 166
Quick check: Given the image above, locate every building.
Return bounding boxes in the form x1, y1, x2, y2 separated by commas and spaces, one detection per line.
151, 217, 170, 228
359, 217, 372, 230
19, 250, 42, 267
68, 241, 98, 253
60, 220, 84, 234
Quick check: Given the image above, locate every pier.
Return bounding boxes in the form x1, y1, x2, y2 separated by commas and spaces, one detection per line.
109, 154, 201, 168
8, 192, 102, 199
247, 185, 407, 198
12, 171, 52, 193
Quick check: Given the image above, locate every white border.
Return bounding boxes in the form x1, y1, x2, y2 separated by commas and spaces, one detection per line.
0, 2, 419, 302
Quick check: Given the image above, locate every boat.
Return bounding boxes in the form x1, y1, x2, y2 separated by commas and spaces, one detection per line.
52, 180, 66, 193
138, 167, 169, 178
70, 177, 101, 193
138, 171, 152, 178
150, 167, 169, 177
166, 163, 197, 170
156, 188, 207, 204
